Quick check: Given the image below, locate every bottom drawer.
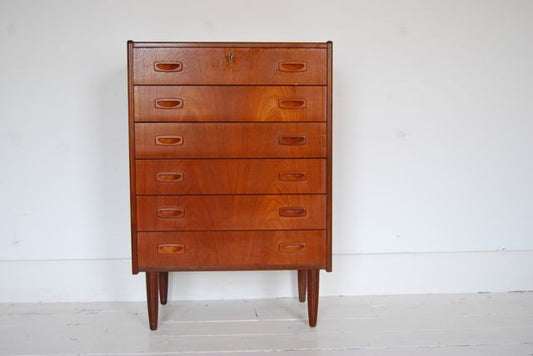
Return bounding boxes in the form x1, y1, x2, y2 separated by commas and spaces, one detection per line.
137, 230, 326, 270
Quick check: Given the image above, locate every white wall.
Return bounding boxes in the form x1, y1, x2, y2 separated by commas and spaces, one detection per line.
1, 0, 532, 302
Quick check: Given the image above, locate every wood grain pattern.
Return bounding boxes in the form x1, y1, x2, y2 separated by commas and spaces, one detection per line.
135, 123, 326, 159
134, 86, 326, 122
133, 48, 326, 85
137, 231, 326, 268
136, 195, 326, 231
135, 159, 325, 195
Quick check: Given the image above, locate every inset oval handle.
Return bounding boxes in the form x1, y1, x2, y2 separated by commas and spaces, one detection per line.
278, 136, 307, 146
278, 61, 307, 72
154, 62, 183, 72
157, 208, 184, 219
279, 171, 307, 182
155, 136, 183, 145
278, 99, 307, 109
155, 98, 183, 109
279, 207, 307, 218
156, 171, 184, 182
158, 244, 185, 254
279, 242, 306, 253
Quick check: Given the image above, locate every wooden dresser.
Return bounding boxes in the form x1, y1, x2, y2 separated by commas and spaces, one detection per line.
127, 41, 332, 330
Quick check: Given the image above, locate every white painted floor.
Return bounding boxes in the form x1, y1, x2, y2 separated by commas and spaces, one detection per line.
1, 293, 532, 355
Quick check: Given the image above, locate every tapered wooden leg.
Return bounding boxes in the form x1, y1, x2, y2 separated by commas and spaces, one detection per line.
297, 270, 307, 302
146, 272, 159, 330
159, 272, 168, 305
307, 269, 319, 327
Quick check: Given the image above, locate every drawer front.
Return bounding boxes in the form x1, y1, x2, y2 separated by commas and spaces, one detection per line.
135, 123, 326, 158
136, 159, 326, 195
133, 48, 326, 85
137, 230, 326, 269
136, 195, 326, 231
134, 86, 326, 122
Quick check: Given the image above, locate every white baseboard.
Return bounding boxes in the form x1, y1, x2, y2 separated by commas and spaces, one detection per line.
1, 250, 532, 303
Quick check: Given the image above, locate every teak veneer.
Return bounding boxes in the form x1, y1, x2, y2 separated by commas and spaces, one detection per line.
127, 41, 333, 329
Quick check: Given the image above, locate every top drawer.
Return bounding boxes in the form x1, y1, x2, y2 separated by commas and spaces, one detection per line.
133, 48, 326, 85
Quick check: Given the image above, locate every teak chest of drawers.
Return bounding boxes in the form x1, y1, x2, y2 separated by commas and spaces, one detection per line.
127, 41, 332, 330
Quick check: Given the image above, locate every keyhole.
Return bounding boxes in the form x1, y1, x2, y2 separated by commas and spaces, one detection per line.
228, 52, 234, 63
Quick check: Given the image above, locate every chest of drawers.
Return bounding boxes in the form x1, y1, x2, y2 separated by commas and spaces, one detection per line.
127, 41, 332, 330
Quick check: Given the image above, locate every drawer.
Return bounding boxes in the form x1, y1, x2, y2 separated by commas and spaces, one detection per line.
136, 159, 326, 195
137, 230, 326, 269
133, 48, 326, 85
136, 195, 326, 231
135, 123, 326, 158
134, 86, 326, 122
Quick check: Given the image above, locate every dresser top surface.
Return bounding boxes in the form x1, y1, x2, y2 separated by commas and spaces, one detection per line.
129, 41, 331, 48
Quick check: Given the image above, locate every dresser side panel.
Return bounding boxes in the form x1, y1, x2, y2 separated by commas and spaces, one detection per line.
128, 41, 139, 274
326, 41, 333, 272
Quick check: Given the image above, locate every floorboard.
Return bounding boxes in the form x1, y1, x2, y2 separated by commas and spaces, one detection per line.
1, 293, 532, 355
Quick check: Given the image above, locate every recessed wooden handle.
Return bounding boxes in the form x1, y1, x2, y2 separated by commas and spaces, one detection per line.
278, 99, 307, 109
278, 61, 307, 72
279, 171, 307, 182
157, 208, 184, 219
155, 136, 183, 145
156, 172, 184, 182
158, 244, 185, 254
278, 136, 307, 146
155, 98, 183, 109
279, 242, 306, 253
154, 62, 183, 72
279, 207, 307, 218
